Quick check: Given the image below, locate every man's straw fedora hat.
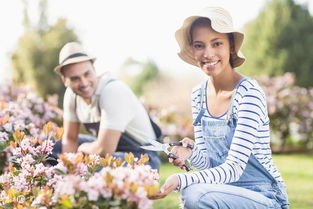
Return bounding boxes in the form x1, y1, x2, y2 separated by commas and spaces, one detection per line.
54, 42, 96, 74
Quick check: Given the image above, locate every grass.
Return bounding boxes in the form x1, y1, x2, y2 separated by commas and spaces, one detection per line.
153, 154, 313, 209
273, 154, 313, 209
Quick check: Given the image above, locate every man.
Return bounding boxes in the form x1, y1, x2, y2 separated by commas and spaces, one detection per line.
52, 42, 161, 169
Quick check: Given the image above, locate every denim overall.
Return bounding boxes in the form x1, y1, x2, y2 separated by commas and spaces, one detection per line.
182, 78, 289, 209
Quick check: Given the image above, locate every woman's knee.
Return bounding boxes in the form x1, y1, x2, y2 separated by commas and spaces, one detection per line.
182, 184, 280, 209
181, 184, 217, 209
182, 186, 200, 209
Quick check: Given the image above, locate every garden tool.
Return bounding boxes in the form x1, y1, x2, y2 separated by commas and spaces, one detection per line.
141, 139, 193, 171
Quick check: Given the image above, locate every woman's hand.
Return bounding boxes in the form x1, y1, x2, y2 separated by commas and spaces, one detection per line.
169, 138, 194, 169
149, 174, 179, 200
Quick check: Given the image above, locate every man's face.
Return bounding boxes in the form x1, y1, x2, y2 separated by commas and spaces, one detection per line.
62, 61, 98, 100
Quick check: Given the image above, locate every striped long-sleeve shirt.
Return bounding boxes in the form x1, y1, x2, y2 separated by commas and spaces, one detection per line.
177, 78, 283, 191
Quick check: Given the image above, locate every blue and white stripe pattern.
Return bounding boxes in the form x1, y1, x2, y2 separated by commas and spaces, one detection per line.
177, 78, 283, 190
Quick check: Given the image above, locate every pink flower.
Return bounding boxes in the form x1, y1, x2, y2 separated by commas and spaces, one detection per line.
34, 163, 46, 177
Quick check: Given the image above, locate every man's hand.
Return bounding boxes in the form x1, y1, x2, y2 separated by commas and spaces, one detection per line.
77, 141, 102, 155
62, 120, 80, 153
149, 174, 179, 200
77, 129, 122, 156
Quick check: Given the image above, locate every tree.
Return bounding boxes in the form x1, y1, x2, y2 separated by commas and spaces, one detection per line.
11, 0, 79, 106
241, 0, 313, 87
119, 58, 160, 96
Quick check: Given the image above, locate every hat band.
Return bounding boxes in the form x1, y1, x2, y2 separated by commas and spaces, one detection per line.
61, 53, 88, 64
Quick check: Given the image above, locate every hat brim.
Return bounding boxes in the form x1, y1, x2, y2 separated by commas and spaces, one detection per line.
54, 56, 96, 74
175, 16, 245, 68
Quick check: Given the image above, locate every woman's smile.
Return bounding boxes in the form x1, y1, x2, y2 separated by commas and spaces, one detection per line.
201, 60, 220, 70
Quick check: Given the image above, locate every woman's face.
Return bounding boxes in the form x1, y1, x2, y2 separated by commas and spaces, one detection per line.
191, 24, 232, 77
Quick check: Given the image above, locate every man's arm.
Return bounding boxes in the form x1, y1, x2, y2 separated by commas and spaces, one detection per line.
62, 119, 80, 153
77, 128, 121, 156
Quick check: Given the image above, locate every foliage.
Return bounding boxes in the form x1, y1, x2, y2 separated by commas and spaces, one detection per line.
119, 58, 160, 96
0, 83, 159, 209
145, 72, 313, 152
0, 131, 159, 209
241, 0, 313, 87
149, 106, 194, 141
11, 0, 79, 107
0, 82, 62, 173
256, 73, 313, 151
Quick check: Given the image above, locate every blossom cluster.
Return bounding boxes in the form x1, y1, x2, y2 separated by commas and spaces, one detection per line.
0, 83, 159, 208
0, 83, 62, 172
149, 107, 194, 141
149, 73, 312, 150
257, 73, 313, 149
0, 123, 159, 209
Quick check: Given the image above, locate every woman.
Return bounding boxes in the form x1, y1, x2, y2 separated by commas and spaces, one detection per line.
151, 7, 289, 209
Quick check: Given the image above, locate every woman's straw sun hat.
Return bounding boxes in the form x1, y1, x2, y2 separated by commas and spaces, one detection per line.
175, 7, 245, 68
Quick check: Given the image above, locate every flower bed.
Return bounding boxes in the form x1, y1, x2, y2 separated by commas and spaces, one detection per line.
0, 83, 159, 208
0, 122, 159, 208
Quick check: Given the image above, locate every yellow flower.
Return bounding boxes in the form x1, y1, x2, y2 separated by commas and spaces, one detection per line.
0, 100, 8, 111
130, 183, 139, 193
54, 127, 64, 141
113, 157, 124, 167
17, 204, 24, 209
30, 138, 38, 146
13, 130, 25, 143
100, 155, 113, 167
0, 114, 9, 125
124, 152, 134, 165
7, 188, 16, 202
37, 186, 53, 204
137, 154, 150, 165
38, 138, 43, 145
59, 154, 68, 163
144, 184, 160, 197
59, 195, 73, 208
75, 153, 84, 164
9, 141, 17, 148
43, 121, 55, 137
105, 172, 114, 185
8, 163, 14, 173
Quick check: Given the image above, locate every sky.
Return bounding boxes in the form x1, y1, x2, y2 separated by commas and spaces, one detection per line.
0, 0, 312, 83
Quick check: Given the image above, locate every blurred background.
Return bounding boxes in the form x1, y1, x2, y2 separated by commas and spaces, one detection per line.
1, 0, 312, 152
0, 0, 313, 208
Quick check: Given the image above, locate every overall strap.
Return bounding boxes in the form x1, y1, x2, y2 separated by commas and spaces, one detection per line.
226, 77, 249, 122
74, 77, 116, 137
96, 78, 162, 143
193, 80, 207, 126
95, 78, 116, 113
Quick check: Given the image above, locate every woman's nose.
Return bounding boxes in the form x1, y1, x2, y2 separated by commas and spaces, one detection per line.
203, 47, 214, 58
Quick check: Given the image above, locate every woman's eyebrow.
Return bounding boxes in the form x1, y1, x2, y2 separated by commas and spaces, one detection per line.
210, 37, 223, 42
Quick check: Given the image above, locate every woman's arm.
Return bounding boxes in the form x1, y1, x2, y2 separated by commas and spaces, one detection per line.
177, 80, 266, 190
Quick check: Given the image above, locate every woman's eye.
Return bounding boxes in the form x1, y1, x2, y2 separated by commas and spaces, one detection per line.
193, 43, 204, 49
213, 42, 223, 47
